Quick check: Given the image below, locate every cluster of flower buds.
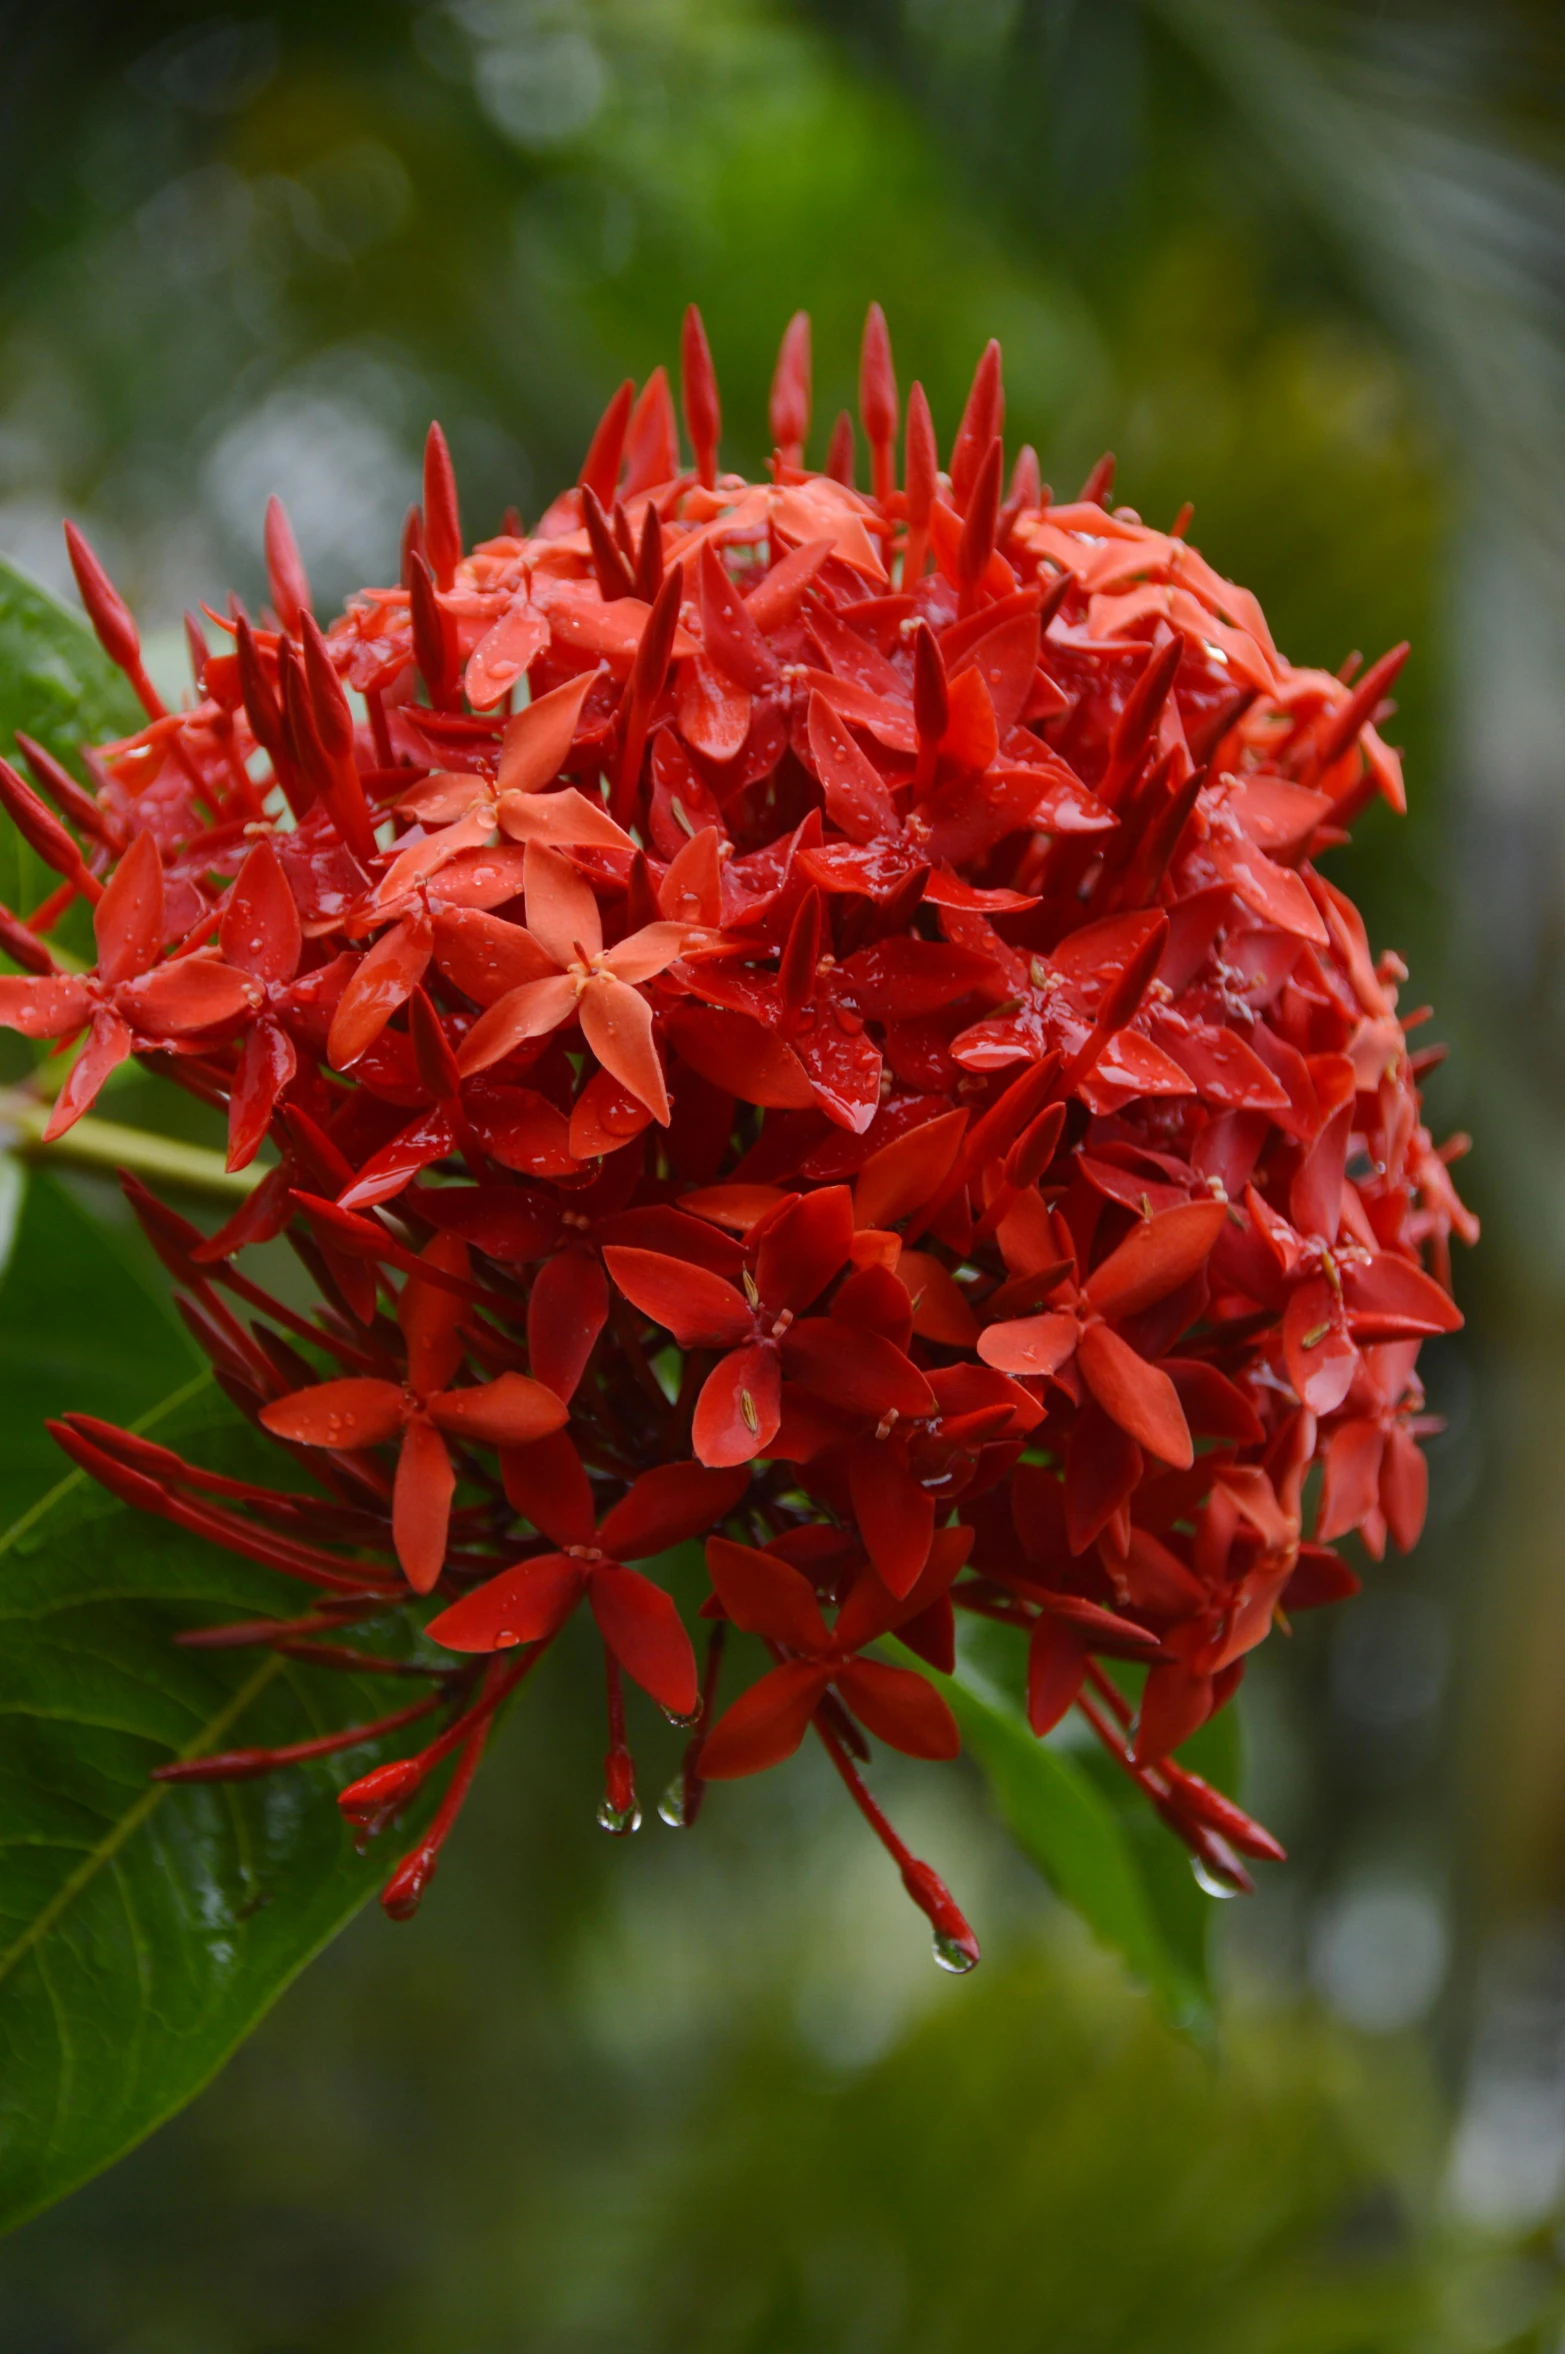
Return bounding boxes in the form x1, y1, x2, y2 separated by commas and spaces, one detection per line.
0, 301, 1474, 1967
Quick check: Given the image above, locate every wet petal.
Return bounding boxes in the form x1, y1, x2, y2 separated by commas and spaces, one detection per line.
427, 1553, 584, 1651
579, 974, 669, 1123
260, 1377, 407, 1450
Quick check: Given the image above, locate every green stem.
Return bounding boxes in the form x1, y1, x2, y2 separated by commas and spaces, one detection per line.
0, 1089, 260, 1201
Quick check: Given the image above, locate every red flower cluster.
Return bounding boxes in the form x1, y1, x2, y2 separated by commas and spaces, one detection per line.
0, 303, 1475, 1968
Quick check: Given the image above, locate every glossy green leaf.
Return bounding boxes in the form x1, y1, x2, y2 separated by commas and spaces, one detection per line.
0, 1174, 200, 1529
0, 548, 139, 768
0, 1374, 434, 2234
892, 1628, 1218, 2037
0, 547, 139, 921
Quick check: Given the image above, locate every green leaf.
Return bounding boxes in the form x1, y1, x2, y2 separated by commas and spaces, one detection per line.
892, 1629, 1218, 2038
0, 1379, 432, 2233
0, 548, 140, 768
0, 547, 140, 919
0, 1174, 201, 1529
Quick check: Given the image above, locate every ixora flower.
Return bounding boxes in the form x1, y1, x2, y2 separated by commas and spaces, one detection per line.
3, 302, 1474, 1973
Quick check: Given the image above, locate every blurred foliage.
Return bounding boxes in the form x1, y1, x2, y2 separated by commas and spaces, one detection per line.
1, 0, 1564, 2333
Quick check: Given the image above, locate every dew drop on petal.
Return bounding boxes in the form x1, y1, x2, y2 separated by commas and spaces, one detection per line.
596, 1797, 642, 1836
494, 1629, 522, 1650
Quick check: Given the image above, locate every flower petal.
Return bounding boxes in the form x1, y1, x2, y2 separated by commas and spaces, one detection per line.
426, 1553, 584, 1651
0, 974, 92, 1040
846, 1440, 935, 1598
393, 1416, 455, 1594
94, 830, 164, 985
456, 972, 581, 1077
430, 1370, 568, 1449
1283, 1279, 1358, 1414
588, 1562, 699, 1717
692, 1341, 782, 1466
1381, 1424, 1428, 1554
1064, 1400, 1142, 1555
398, 1231, 469, 1395
602, 921, 699, 987
834, 1659, 960, 1759
1317, 1415, 1385, 1544
327, 910, 432, 1069
1077, 1322, 1192, 1468
433, 907, 558, 1006
781, 1319, 935, 1419
1025, 1618, 1088, 1736
579, 973, 670, 1123
525, 840, 602, 969
977, 1310, 1080, 1378
602, 1246, 751, 1350
36, 1008, 133, 1140
220, 838, 302, 985
500, 784, 634, 854
853, 1109, 967, 1231
699, 1660, 833, 1779
599, 1461, 751, 1561
226, 1019, 296, 1170
122, 953, 259, 1038
501, 1428, 597, 1548
496, 670, 596, 795
338, 1108, 456, 1212
1083, 1199, 1228, 1321
756, 1184, 855, 1314
705, 1534, 831, 1651
260, 1377, 407, 1450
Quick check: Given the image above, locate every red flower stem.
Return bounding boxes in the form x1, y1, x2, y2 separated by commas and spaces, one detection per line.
393, 1650, 538, 1792
176, 1604, 381, 1648
25, 879, 78, 934
1083, 1659, 1133, 1729
151, 1691, 443, 1782
276, 1641, 455, 1678
365, 687, 395, 771
380, 1709, 493, 1920
1075, 1681, 1173, 1807
672, 1619, 727, 1826
810, 1710, 919, 1875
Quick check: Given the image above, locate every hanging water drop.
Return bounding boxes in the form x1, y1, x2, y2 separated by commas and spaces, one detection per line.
1191, 1857, 1241, 1899
597, 1796, 642, 1836
931, 1928, 979, 1974
657, 1776, 689, 1828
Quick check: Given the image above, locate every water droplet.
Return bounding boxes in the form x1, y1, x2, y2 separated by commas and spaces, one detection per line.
932, 1929, 978, 1974
657, 1777, 690, 1828
662, 1703, 701, 1729
1192, 1858, 1240, 1900
494, 1629, 521, 1650
596, 1797, 642, 1836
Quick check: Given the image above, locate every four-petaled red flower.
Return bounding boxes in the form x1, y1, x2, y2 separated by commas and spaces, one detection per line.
260, 1233, 567, 1590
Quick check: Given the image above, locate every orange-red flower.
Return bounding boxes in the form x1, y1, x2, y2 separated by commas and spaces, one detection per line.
13, 303, 1475, 1955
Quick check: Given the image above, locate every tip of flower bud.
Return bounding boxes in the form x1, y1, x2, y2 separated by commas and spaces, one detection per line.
900, 1859, 981, 1974
339, 1757, 424, 1824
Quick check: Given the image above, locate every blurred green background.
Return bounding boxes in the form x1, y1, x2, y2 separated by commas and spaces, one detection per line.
2, 0, 1565, 2344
